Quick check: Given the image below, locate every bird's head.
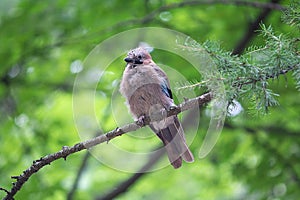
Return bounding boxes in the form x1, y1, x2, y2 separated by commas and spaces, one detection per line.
124, 47, 152, 66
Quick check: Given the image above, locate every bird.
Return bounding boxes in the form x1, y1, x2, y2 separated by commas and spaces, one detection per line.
119, 47, 194, 169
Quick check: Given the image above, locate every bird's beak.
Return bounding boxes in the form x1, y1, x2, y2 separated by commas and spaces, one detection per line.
124, 57, 143, 64
124, 57, 134, 63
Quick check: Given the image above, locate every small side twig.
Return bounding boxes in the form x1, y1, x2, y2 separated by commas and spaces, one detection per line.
232, 65, 297, 87
0, 188, 9, 195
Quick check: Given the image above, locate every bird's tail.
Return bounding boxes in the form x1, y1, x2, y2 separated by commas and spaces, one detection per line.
151, 116, 194, 169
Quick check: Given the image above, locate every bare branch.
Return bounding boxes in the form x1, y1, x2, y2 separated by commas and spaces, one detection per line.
103, 0, 286, 30
144, 0, 285, 23
96, 147, 165, 200
2, 92, 212, 200
232, 0, 282, 55
67, 152, 90, 200
54, 0, 285, 47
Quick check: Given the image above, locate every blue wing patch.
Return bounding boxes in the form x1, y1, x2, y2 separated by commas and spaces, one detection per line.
161, 82, 173, 99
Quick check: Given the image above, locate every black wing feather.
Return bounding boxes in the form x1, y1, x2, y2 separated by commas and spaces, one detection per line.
161, 81, 173, 99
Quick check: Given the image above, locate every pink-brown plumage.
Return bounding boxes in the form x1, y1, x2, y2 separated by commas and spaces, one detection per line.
120, 47, 194, 168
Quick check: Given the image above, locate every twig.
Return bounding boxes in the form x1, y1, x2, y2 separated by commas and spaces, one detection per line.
2, 92, 212, 200
232, 65, 298, 87
0, 188, 9, 195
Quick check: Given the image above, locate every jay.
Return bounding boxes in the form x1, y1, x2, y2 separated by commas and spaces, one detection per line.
120, 47, 194, 168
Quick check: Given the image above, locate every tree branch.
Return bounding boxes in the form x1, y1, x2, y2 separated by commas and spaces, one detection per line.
232, 0, 282, 55
56, 0, 285, 47
96, 147, 165, 200
144, 0, 285, 22
66, 152, 90, 200
1, 92, 212, 200
135, 0, 285, 25
1, 2, 287, 199
232, 65, 297, 88
96, 105, 201, 200
87, 2, 287, 198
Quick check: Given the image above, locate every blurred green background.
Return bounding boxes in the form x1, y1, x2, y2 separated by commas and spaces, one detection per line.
1, 0, 299, 199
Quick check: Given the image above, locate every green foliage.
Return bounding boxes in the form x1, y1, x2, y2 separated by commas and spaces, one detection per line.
178, 22, 299, 114
1, 0, 300, 200
282, 0, 300, 29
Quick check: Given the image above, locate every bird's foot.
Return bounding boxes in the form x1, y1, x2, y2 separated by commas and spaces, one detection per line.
136, 115, 145, 127
168, 105, 178, 111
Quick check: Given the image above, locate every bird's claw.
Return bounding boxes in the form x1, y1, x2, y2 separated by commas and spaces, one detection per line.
136, 115, 145, 127
168, 105, 178, 111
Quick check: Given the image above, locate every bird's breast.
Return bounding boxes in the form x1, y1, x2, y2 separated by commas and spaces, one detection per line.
121, 65, 162, 99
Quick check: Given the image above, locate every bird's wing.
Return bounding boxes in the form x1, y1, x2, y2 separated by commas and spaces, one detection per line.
161, 80, 173, 99
153, 65, 173, 100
